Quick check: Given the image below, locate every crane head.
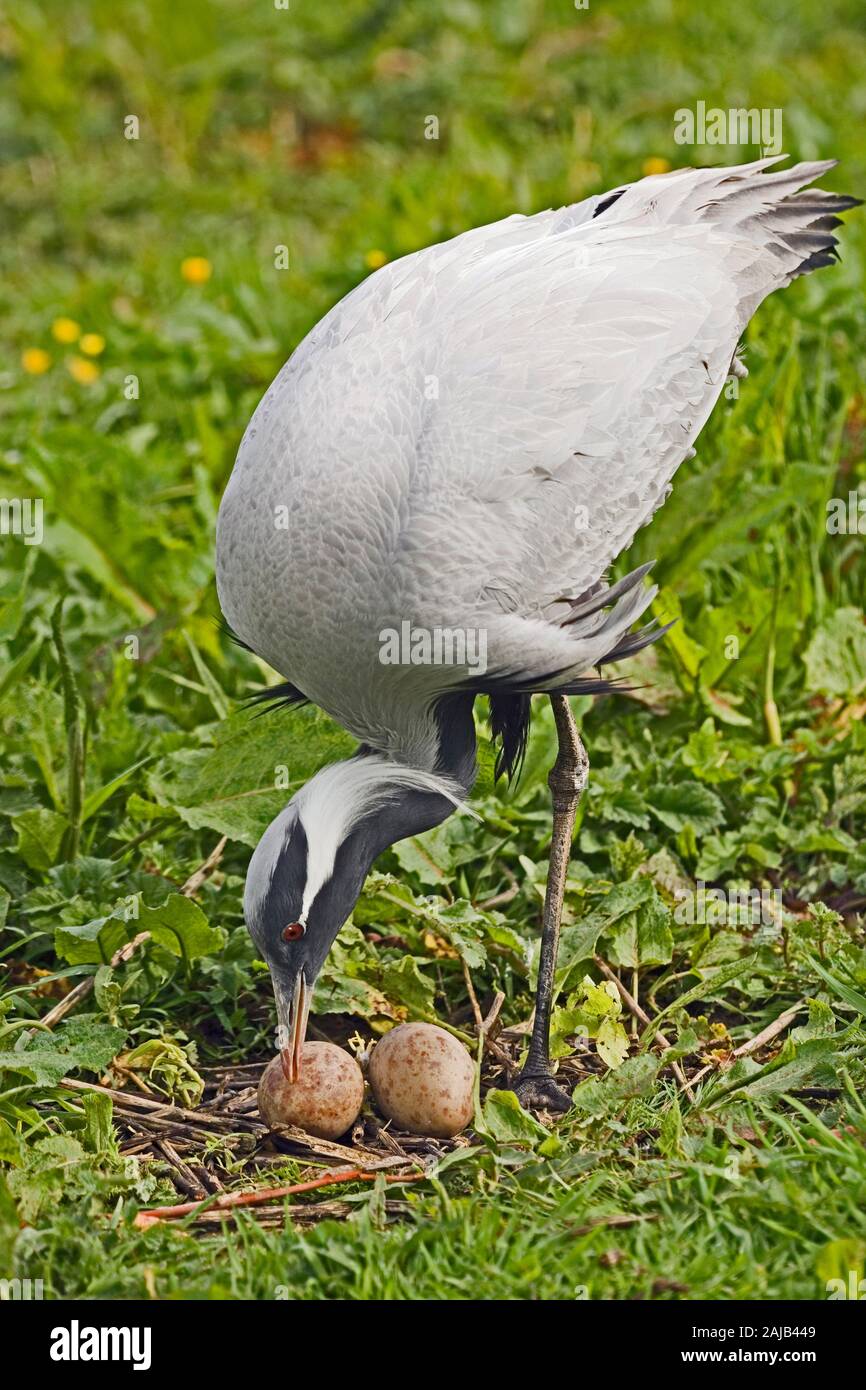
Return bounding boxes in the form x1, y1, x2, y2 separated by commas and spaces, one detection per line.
243, 753, 469, 1083
244, 797, 369, 1084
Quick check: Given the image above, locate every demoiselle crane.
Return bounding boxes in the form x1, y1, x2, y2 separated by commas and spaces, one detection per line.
217, 157, 856, 1111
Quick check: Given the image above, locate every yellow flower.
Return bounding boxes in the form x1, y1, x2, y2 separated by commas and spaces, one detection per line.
181, 256, 212, 284
67, 356, 100, 384
365, 248, 388, 270
642, 156, 672, 176
52, 316, 81, 344
21, 347, 51, 374
79, 332, 105, 357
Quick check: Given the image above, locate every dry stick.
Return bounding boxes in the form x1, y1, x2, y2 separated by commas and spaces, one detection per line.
733, 1002, 804, 1057
187, 1197, 412, 1229
468, 981, 511, 1071
265, 1121, 384, 1168
688, 1001, 805, 1089
461, 960, 484, 1031
134, 1167, 427, 1227
479, 865, 520, 912
481, 990, 506, 1041
460, 962, 511, 1069
179, 836, 228, 897
478, 990, 513, 1072
154, 1137, 208, 1201
60, 1077, 264, 1132
593, 955, 696, 1102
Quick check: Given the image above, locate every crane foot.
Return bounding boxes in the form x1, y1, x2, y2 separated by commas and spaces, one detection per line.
511, 1070, 573, 1114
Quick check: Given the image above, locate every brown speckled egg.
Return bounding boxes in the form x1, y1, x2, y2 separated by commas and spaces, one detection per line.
258, 1043, 364, 1140
368, 1023, 474, 1138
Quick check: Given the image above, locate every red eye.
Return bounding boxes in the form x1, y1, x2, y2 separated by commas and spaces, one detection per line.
282, 922, 305, 942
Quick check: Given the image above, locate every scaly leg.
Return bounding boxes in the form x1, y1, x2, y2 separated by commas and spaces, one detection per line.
512, 694, 589, 1113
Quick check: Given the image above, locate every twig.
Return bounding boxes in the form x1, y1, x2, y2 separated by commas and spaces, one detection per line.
565, 1212, 658, 1237
478, 866, 520, 912
461, 960, 484, 1031
180, 837, 228, 897
477, 990, 513, 1071
60, 1077, 265, 1132
134, 1166, 427, 1227
154, 1138, 208, 1201
480, 990, 505, 1041
688, 1001, 805, 1088
593, 955, 695, 1101
264, 1121, 384, 1168
732, 1002, 804, 1058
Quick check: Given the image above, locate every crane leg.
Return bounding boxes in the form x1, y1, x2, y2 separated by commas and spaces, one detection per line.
512, 693, 588, 1113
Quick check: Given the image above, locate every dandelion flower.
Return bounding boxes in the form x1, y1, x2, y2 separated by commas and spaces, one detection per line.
365, 249, 388, 270
21, 348, 51, 374
79, 333, 106, 356
67, 356, 100, 384
181, 256, 212, 284
52, 317, 81, 344
642, 157, 671, 176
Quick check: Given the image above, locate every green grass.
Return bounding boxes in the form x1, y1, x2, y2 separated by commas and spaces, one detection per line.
1, 0, 865, 1301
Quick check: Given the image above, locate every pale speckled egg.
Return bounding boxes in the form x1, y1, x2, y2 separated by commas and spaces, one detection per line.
258, 1043, 364, 1140
368, 1023, 474, 1138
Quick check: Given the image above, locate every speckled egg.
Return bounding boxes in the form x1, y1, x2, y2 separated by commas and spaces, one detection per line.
258, 1043, 364, 1140
368, 1023, 474, 1138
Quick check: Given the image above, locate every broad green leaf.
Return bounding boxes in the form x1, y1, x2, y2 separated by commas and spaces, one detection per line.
0, 1118, 24, 1166
652, 588, 706, 677
636, 894, 674, 966
55, 912, 128, 965
803, 607, 866, 698
140, 895, 224, 965
0, 1018, 126, 1086
379, 955, 436, 1016
597, 1016, 630, 1069
554, 878, 654, 988
393, 824, 453, 884
7, 1136, 88, 1222
12, 807, 69, 871
56, 894, 223, 966
605, 1054, 660, 1097
648, 782, 726, 835
480, 1088, 552, 1145
313, 971, 395, 1020
148, 705, 354, 845
717, 1036, 842, 1102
